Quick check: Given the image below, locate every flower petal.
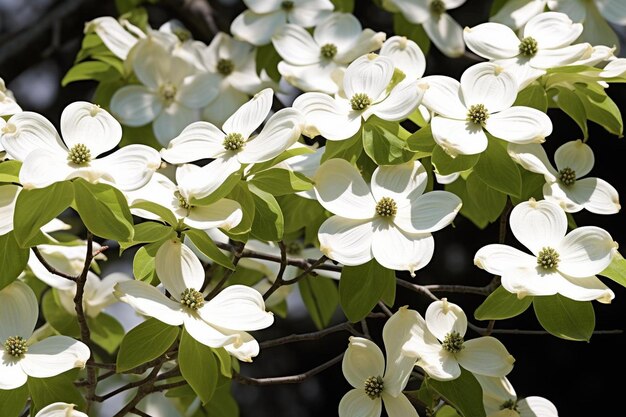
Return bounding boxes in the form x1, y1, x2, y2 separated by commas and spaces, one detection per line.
160, 121, 225, 164
367, 78, 423, 121
399, 308, 443, 359
457, 337, 515, 377
153, 103, 198, 146
223, 88, 273, 139
177, 73, 221, 110
507, 143, 557, 181
382, 308, 420, 397
0, 353, 28, 389
278, 60, 341, 94
382, 393, 419, 417
292, 92, 359, 140
490, 0, 546, 29
342, 336, 385, 388
371, 222, 435, 277
20, 336, 90, 378
571, 177, 621, 215
543, 182, 584, 213
518, 396, 559, 417
126, 172, 178, 220
0, 184, 19, 235
1, 112, 66, 161
113, 281, 185, 326
463, 22, 521, 59
494, 56, 546, 90
183, 314, 240, 348
202, 86, 250, 127
185, 198, 243, 231
87, 16, 139, 60
417, 350, 460, 381
523, 11, 583, 49
110, 85, 162, 127
395, 191, 461, 234
380, 35, 426, 80
419, 76, 466, 119
338, 389, 382, 417
553, 139, 594, 177
223, 330, 261, 362
343, 54, 395, 101
425, 299, 468, 340
371, 161, 428, 205
509, 199, 567, 255
93, 145, 161, 191
557, 226, 617, 277
186, 155, 242, 200
18, 150, 76, 190
33, 402, 89, 417
485, 106, 553, 144
530, 43, 593, 69
273, 24, 321, 65
60, 102, 122, 157
231, 10, 285, 46
422, 12, 466, 58
200, 285, 273, 331
156, 238, 205, 296
557, 274, 615, 303
474, 244, 536, 275
430, 116, 488, 157
0, 280, 38, 342
460, 62, 517, 113
239, 108, 304, 163
500, 266, 563, 298
318, 217, 374, 266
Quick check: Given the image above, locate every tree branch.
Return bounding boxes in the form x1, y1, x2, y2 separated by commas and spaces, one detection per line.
260, 321, 360, 349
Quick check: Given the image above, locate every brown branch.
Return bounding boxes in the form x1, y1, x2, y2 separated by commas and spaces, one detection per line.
259, 321, 360, 349
423, 284, 491, 296
396, 278, 439, 301
159, 0, 219, 41
112, 365, 163, 417
262, 241, 287, 300
31, 247, 77, 281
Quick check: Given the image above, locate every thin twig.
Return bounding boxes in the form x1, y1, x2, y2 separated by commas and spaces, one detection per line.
112, 365, 163, 417
260, 321, 360, 349
129, 409, 152, 417
31, 247, 77, 281
396, 279, 439, 301
263, 241, 288, 300
282, 255, 329, 286
377, 301, 393, 317
423, 284, 491, 296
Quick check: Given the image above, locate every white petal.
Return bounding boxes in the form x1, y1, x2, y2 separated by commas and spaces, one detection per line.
0, 280, 38, 342
342, 337, 385, 388
21, 336, 90, 378
430, 116, 488, 157
395, 191, 461, 234
368, 78, 423, 121
202, 86, 250, 127
343, 54, 395, 101
239, 108, 304, 163
557, 226, 617, 277
183, 314, 240, 348
460, 62, 517, 113
292, 92, 359, 140
457, 337, 515, 377
314, 158, 375, 219
419, 76, 466, 119
60, 102, 122, 157
556, 274, 615, 303
524, 11, 583, 48
230, 10, 285, 46
494, 57, 546, 90
34, 402, 88, 417
543, 182, 584, 213
577, 6, 618, 56
382, 393, 419, 417
371, 222, 435, 276
485, 106, 553, 144
0, 352, 28, 389
88, 16, 138, 59
160, 121, 225, 163
572, 177, 621, 215
518, 397, 559, 417
93, 145, 161, 191
126, 172, 178, 219
530, 43, 593, 68
463, 23, 521, 59
223, 88, 273, 139
391, 0, 430, 23
474, 244, 537, 275
422, 13, 465, 58
114, 281, 184, 326
278, 60, 341, 94
0, 184, 19, 235
177, 73, 221, 109
223, 330, 260, 362
510, 199, 567, 255
553, 139, 594, 177
272, 24, 321, 65
600, 58, 626, 78
398, 307, 442, 357
110, 86, 162, 127
131, 40, 171, 89
156, 238, 205, 296
186, 155, 242, 200
490, 0, 547, 28
371, 161, 428, 204
153, 104, 198, 146
425, 299, 468, 340
186, 198, 243, 231
380, 36, 426, 79
500, 266, 563, 298
417, 350, 460, 381
382, 308, 420, 397
1, 112, 66, 161
318, 217, 374, 266
507, 143, 557, 181
200, 285, 273, 331
338, 389, 382, 417
18, 150, 75, 190
288, 3, 334, 29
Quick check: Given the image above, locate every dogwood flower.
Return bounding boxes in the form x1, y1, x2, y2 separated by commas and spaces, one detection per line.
0, 77, 21, 116
314, 158, 461, 275
294, 54, 423, 141
380, 36, 426, 82
54, 272, 130, 318
0, 280, 90, 390
231, 0, 334, 46
114, 238, 274, 361
0, 184, 19, 236
508, 140, 620, 214
475, 374, 559, 417
401, 299, 516, 380
474, 199, 617, 303
385, 0, 467, 57
490, 0, 548, 29
84, 16, 142, 60
0, 101, 161, 190
34, 402, 88, 417
272, 12, 386, 94
464, 12, 591, 89
420, 62, 552, 157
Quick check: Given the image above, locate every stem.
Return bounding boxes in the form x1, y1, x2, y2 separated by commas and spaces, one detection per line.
260, 321, 360, 349
263, 241, 288, 300
31, 247, 77, 281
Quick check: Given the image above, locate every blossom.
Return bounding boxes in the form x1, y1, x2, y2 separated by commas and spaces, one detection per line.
0, 77, 21, 117
401, 299, 516, 380
294, 54, 423, 141
508, 140, 620, 214
0, 184, 19, 236
34, 402, 88, 417
231, 0, 334, 46
84, 16, 142, 60
420, 62, 552, 157
272, 12, 386, 94
385, 0, 467, 57
0, 101, 161, 190
0, 281, 90, 390
474, 198, 617, 303
314, 158, 461, 276
464, 12, 591, 89
114, 238, 274, 361
380, 36, 426, 82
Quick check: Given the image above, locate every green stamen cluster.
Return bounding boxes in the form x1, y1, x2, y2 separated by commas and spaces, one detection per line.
350, 93, 372, 111
537, 247, 560, 270
180, 288, 205, 310
558, 167, 576, 186
4, 336, 27, 358
500, 399, 519, 411
364, 376, 384, 399
430, 0, 446, 16
173, 28, 192, 42
217, 59, 235, 76
160, 84, 177, 105
320, 43, 338, 59
467, 104, 489, 125
67, 143, 92, 165
518, 37, 538, 57
442, 331, 465, 353
175, 191, 191, 210
223, 133, 245, 151
281, 1, 294, 11
376, 197, 398, 217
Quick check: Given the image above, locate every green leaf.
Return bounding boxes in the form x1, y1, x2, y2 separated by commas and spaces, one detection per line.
116, 318, 179, 372
42, 290, 80, 337
436, 405, 463, 417
598, 251, 626, 288
474, 286, 533, 320
393, 12, 430, 54
131, 201, 179, 227
0, 385, 28, 417
321, 130, 363, 164
120, 221, 175, 252
88, 312, 125, 354
247, 145, 315, 176
119, 123, 162, 149
223, 183, 255, 238
249, 168, 313, 196
298, 276, 339, 329
0, 231, 29, 290
431, 146, 480, 176
552, 86, 588, 139
330, 0, 354, 12
407, 124, 436, 154
133, 241, 161, 283
73, 179, 134, 241
514, 82, 548, 112
255, 44, 281, 83
339, 259, 395, 322
61, 61, 121, 86
473, 137, 521, 198
533, 294, 595, 341
202, 383, 239, 417
465, 173, 507, 223
179, 329, 219, 404
574, 84, 623, 137
185, 228, 235, 270
445, 177, 488, 229
28, 371, 85, 415
426, 369, 486, 417
489, 0, 508, 15
362, 122, 415, 165
190, 169, 242, 206
0, 160, 21, 183
212, 347, 233, 378
249, 185, 284, 241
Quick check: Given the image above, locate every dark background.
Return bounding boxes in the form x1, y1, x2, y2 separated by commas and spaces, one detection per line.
1, 1, 625, 416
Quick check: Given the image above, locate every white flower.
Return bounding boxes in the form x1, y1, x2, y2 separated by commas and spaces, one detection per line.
110, 39, 220, 145
314, 158, 461, 276
0, 77, 21, 117
114, 238, 274, 361
380, 36, 427, 82
0, 184, 19, 236
385, 0, 467, 57
84, 16, 142, 60
126, 166, 243, 230
401, 299, 516, 380
490, 0, 548, 29
294, 54, 423, 141
464, 12, 591, 89
0, 281, 91, 390
231, 0, 334, 46
34, 402, 88, 417
474, 198, 617, 303
0, 101, 161, 190
508, 140, 620, 214
420, 62, 553, 157
475, 374, 559, 417
339, 309, 420, 417
56, 272, 130, 318
272, 12, 386, 94
271, 142, 323, 200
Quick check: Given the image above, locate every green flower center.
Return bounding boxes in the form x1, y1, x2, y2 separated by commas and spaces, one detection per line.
467, 104, 489, 125
537, 246, 560, 270
4, 336, 28, 358
558, 167, 576, 186
223, 133, 245, 151
67, 143, 92, 165
376, 197, 398, 217
500, 399, 519, 411
320, 43, 338, 59
518, 37, 538, 57
364, 375, 384, 399
350, 93, 372, 111
442, 331, 465, 353
217, 59, 235, 76
173, 28, 192, 43
175, 191, 192, 210
430, 0, 446, 16
159, 84, 177, 105
180, 288, 205, 310
281, 1, 294, 11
